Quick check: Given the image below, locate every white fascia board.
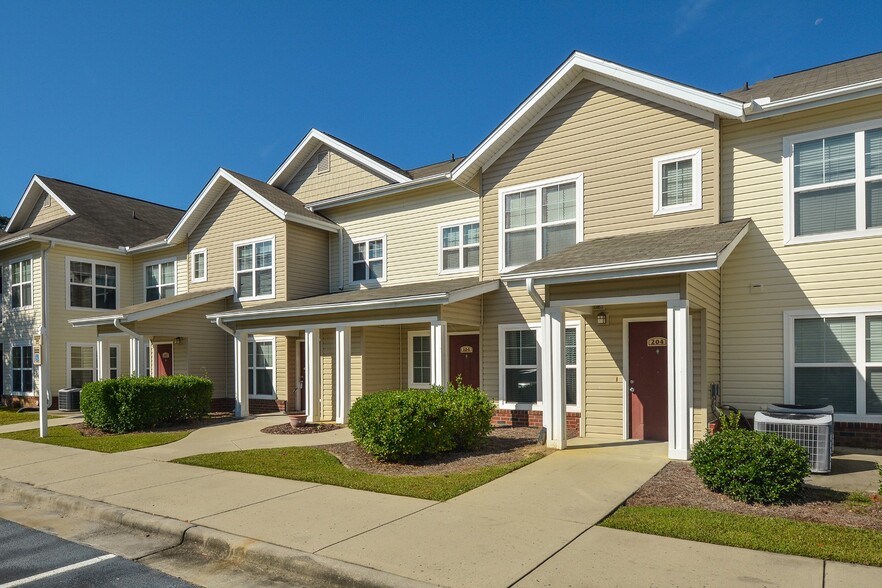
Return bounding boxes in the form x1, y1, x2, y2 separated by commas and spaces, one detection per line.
70, 288, 236, 327
70, 314, 126, 327
219, 169, 287, 220
0, 234, 35, 251
282, 212, 340, 232
207, 293, 450, 322
166, 168, 227, 245
269, 129, 411, 188
125, 240, 172, 253
506, 252, 720, 284
446, 280, 500, 303
742, 78, 882, 120
309, 174, 453, 211
715, 223, 750, 267
6, 176, 75, 233
451, 52, 743, 183
31, 236, 127, 256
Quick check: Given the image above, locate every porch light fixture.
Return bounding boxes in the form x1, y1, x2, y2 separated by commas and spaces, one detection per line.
174, 337, 183, 345
595, 309, 608, 326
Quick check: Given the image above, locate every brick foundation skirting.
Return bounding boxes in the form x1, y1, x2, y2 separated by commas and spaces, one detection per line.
491, 409, 580, 432
835, 421, 882, 450
2, 395, 57, 410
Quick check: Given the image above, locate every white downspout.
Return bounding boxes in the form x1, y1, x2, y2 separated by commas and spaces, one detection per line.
214, 317, 236, 337
113, 318, 144, 376
38, 241, 54, 438
525, 278, 544, 311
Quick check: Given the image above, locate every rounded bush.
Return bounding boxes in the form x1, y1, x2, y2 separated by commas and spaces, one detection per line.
692, 428, 811, 505
348, 382, 495, 462
80, 375, 213, 433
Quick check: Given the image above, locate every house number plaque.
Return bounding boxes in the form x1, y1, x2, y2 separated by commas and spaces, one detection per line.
646, 337, 667, 347
460, 345, 474, 354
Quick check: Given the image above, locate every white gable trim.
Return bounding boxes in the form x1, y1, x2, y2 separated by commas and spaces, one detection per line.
451, 52, 744, 184
6, 176, 76, 233
268, 129, 411, 188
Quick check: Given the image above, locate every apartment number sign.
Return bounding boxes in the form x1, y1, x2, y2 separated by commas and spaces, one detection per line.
460, 346, 474, 354
646, 337, 667, 348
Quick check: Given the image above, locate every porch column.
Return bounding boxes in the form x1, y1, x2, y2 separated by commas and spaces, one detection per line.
335, 326, 351, 424
129, 336, 147, 376
96, 339, 109, 380
430, 320, 449, 387
667, 300, 692, 460
541, 307, 567, 449
305, 328, 322, 423
233, 331, 249, 418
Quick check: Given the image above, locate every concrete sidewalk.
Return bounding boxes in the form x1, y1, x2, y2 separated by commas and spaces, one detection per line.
1, 419, 881, 587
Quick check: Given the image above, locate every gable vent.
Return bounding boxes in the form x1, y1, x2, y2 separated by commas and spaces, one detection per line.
43, 195, 51, 208
317, 150, 331, 174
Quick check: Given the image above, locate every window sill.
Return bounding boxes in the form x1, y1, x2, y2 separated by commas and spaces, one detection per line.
653, 203, 702, 216
191, 278, 207, 284
248, 394, 277, 400
439, 267, 479, 277
238, 294, 275, 302
785, 227, 882, 246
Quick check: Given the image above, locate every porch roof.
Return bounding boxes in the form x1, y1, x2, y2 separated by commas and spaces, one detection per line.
69, 287, 235, 327
207, 277, 499, 322
506, 219, 751, 284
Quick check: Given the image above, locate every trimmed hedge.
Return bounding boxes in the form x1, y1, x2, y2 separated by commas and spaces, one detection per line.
348, 381, 495, 462
692, 426, 811, 505
80, 375, 213, 433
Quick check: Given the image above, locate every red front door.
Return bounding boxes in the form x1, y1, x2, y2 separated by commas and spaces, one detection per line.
155, 344, 174, 377
628, 321, 668, 441
449, 334, 480, 388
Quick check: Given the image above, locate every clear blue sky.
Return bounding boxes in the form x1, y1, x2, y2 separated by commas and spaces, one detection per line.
1, 1, 880, 214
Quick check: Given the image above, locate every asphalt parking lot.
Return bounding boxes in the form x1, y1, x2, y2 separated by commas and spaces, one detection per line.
0, 518, 195, 587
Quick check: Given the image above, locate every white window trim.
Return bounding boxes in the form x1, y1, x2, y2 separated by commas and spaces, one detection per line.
784, 307, 882, 423
10, 341, 34, 396
232, 235, 276, 301
498, 172, 584, 273
109, 344, 121, 380
438, 219, 480, 275
248, 336, 277, 399
66, 342, 97, 389
783, 118, 882, 245
407, 330, 432, 389
65, 256, 120, 311
652, 148, 703, 216
8, 254, 34, 311
350, 233, 387, 285
143, 257, 178, 303
190, 248, 207, 283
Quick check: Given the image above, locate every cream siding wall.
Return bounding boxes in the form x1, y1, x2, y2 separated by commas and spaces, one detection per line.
362, 325, 404, 393
350, 327, 364, 401
720, 94, 882, 414
686, 270, 721, 439
26, 192, 72, 227
131, 246, 189, 305
321, 328, 335, 421
324, 184, 479, 291
286, 224, 330, 299
441, 297, 482, 327
285, 149, 391, 204
0, 243, 44, 395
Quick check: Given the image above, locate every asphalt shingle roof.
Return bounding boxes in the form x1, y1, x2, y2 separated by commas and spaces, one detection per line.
222, 169, 336, 226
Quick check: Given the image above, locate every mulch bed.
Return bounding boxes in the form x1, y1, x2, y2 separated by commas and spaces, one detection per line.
261, 423, 344, 435
70, 412, 235, 437
626, 461, 882, 531
321, 426, 551, 477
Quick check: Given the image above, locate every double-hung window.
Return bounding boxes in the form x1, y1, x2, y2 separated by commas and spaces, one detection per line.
109, 345, 120, 380
145, 260, 176, 302
235, 237, 274, 300
785, 120, 882, 241
11, 345, 33, 394
9, 259, 32, 309
653, 149, 702, 215
500, 324, 580, 408
68, 259, 117, 310
191, 249, 207, 283
500, 173, 582, 271
789, 311, 882, 419
247, 338, 275, 397
408, 332, 432, 389
351, 235, 385, 283
439, 221, 479, 273
68, 344, 96, 388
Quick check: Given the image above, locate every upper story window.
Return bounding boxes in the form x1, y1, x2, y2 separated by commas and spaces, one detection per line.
351, 235, 385, 283
145, 260, 176, 302
68, 258, 117, 310
439, 221, 479, 274
9, 258, 32, 309
191, 249, 207, 283
234, 236, 274, 300
784, 120, 882, 243
653, 149, 702, 215
499, 173, 583, 271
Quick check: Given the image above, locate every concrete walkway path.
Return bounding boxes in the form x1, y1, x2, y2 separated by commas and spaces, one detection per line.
0, 412, 83, 434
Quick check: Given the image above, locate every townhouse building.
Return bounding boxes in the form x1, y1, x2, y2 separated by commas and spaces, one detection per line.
4, 50, 882, 458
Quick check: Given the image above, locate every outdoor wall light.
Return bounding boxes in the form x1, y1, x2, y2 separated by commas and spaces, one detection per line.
595, 309, 608, 326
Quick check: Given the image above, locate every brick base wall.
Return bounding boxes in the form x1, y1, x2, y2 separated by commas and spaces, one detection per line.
2, 395, 58, 410
210, 398, 235, 413
209, 398, 285, 415
835, 422, 882, 449
491, 409, 580, 433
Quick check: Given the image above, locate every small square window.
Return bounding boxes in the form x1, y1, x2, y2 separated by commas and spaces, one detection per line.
191, 249, 207, 283
653, 149, 702, 215
351, 236, 385, 283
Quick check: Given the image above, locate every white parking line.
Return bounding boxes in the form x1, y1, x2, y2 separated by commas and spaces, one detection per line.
0, 554, 117, 587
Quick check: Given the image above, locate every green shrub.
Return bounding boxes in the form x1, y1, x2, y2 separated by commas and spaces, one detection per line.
80, 375, 212, 433
348, 381, 495, 462
692, 427, 811, 505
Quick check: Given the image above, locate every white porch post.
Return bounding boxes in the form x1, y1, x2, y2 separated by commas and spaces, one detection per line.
667, 300, 692, 460
234, 331, 250, 418
305, 328, 321, 423
541, 307, 567, 449
96, 339, 109, 381
430, 320, 449, 387
335, 326, 351, 423
129, 336, 147, 376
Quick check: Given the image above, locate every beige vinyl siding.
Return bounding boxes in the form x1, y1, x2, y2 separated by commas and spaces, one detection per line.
362, 325, 403, 393
131, 246, 189, 305
350, 327, 363, 401
274, 335, 287, 404
686, 270, 721, 439
25, 192, 72, 228
286, 224, 330, 299
482, 79, 718, 280
324, 183, 479, 290
285, 148, 391, 205
720, 94, 882, 415
0, 243, 44, 395
320, 328, 335, 421
286, 336, 301, 410
188, 185, 287, 307
441, 297, 482, 327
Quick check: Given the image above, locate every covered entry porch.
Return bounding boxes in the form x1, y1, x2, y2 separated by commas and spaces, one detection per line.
508, 219, 749, 459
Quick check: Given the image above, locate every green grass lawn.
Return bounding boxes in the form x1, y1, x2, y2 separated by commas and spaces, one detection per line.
174, 447, 544, 501
0, 407, 59, 426
601, 505, 882, 567
0, 425, 191, 453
